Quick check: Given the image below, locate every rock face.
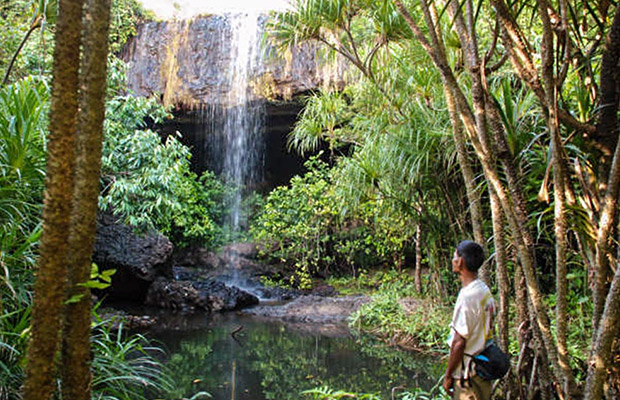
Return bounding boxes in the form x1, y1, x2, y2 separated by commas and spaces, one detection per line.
93, 215, 174, 302
122, 14, 348, 107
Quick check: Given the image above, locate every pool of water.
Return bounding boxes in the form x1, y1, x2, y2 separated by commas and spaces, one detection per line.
145, 310, 441, 400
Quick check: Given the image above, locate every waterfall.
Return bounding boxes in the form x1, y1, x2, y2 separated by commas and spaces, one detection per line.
125, 12, 347, 233
207, 13, 265, 236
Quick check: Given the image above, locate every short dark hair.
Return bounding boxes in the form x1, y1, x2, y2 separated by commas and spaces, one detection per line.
456, 240, 484, 273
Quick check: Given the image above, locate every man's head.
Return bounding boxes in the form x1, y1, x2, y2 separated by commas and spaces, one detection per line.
452, 240, 484, 274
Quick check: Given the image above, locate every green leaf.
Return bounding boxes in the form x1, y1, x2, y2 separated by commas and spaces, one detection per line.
79, 281, 110, 290
65, 294, 84, 304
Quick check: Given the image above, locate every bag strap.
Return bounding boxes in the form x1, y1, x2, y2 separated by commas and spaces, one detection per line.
460, 358, 468, 388
460, 357, 476, 388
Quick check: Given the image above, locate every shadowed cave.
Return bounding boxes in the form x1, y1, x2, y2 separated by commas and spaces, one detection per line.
159, 100, 308, 192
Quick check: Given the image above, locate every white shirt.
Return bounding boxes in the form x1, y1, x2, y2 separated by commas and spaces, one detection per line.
446, 279, 496, 378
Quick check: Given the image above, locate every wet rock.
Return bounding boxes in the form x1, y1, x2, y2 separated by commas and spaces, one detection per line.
173, 242, 273, 281
220, 242, 260, 259
172, 265, 204, 281
93, 214, 173, 302
245, 294, 370, 323
171, 242, 301, 302
145, 277, 208, 313
311, 284, 338, 297
145, 277, 259, 313
172, 246, 222, 269
252, 285, 301, 301
172, 243, 263, 270
193, 279, 259, 311
95, 309, 158, 330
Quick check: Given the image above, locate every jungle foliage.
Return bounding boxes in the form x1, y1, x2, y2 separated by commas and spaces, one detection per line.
263, 0, 620, 399
252, 154, 427, 288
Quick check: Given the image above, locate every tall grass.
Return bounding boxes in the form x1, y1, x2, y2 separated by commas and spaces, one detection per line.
91, 318, 173, 400
0, 307, 30, 400
0, 77, 48, 238
349, 280, 451, 350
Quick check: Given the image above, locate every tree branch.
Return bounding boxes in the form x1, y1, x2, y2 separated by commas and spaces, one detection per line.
3, 16, 43, 85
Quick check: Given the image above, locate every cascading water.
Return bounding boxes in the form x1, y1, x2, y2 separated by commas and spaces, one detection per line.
213, 13, 265, 235
201, 13, 267, 297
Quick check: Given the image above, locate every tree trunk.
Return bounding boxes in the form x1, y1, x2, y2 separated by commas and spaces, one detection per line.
60, 0, 111, 398
584, 63, 620, 397
445, 0, 491, 282
592, 1, 620, 166
442, 82, 486, 265
22, 0, 84, 399
593, 4, 620, 334
584, 260, 620, 399
414, 222, 422, 293
536, 0, 574, 394
490, 193, 509, 351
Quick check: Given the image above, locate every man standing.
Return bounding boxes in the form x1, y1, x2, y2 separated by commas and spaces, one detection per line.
443, 240, 496, 399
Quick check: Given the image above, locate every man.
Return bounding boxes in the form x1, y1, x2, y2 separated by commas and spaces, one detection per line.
443, 240, 496, 400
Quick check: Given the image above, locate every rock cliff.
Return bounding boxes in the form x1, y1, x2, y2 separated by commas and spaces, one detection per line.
122, 14, 348, 107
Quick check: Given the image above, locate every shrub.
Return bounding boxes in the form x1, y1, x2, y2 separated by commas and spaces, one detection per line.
0, 77, 48, 237
100, 87, 228, 248
251, 156, 338, 285
252, 156, 420, 286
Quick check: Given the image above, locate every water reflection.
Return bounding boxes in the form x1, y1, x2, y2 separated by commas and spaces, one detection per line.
149, 312, 440, 400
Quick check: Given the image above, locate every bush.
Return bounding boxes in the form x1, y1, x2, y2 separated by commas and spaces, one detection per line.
109, 0, 156, 54
0, 77, 48, 237
0, 77, 47, 318
252, 156, 418, 286
100, 83, 228, 248
0, 307, 30, 400
251, 156, 339, 286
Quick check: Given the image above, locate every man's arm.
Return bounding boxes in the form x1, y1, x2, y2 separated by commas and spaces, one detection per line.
443, 331, 467, 394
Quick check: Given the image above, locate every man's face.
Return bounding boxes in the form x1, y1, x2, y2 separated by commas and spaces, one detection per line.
452, 250, 463, 274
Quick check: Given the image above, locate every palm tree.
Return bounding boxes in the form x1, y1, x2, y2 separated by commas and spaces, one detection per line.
23, 0, 111, 398
61, 0, 111, 398
22, 0, 84, 396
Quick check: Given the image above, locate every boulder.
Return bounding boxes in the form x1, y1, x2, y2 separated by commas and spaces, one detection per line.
145, 277, 208, 313
193, 279, 259, 311
145, 277, 259, 313
93, 215, 173, 302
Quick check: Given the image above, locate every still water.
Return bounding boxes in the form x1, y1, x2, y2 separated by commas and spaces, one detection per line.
147, 311, 441, 400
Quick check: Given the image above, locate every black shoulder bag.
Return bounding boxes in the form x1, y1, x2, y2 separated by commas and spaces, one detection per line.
465, 342, 511, 380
